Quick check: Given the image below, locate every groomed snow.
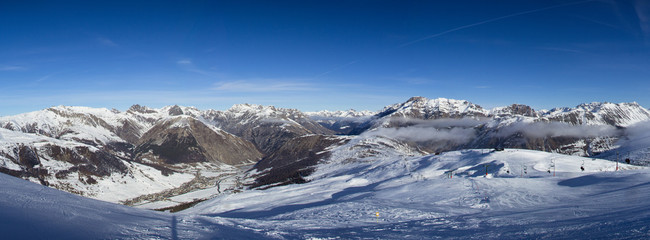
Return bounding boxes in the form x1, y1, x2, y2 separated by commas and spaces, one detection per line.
2, 148, 650, 239
182, 149, 649, 239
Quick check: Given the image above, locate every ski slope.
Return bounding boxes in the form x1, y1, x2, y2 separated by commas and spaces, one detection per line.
0, 172, 268, 239
185, 149, 650, 239
2, 148, 650, 239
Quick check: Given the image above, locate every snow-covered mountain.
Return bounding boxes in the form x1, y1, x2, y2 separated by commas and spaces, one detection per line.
2, 97, 650, 210
2, 97, 650, 239
305, 109, 377, 134
329, 97, 650, 157
203, 104, 334, 154
0, 103, 330, 206
380, 96, 489, 119
541, 101, 650, 127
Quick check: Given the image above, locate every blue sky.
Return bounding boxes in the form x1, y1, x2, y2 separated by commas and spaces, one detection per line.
1, 0, 649, 115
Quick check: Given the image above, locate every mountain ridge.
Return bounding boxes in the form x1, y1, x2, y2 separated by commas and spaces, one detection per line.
1, 97, 649, 205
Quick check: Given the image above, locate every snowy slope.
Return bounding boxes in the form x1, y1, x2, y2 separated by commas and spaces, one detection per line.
305, 109, 376, 118
2, 141, 650, 238
542, 102, 650, 127
380, 96, 489, 119
0, 172, 271, 239
185, 147, 650, 239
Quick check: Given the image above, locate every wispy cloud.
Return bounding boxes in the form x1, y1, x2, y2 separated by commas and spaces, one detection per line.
496, 121, 619, 138
634, 0, 650, 42
36, 75, 52, 82
176, 58, 222, 77
315, 60, 359, 78
538, 47, 583, 53
395, 77, 434, 85
177, 59, 192, 65
97, 37, 118, 47
0, 65, 27, 71
399, 0, 594, 48
213, 80, 317, 92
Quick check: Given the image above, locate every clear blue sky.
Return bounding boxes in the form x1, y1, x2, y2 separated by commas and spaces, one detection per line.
1, 0, 649, 115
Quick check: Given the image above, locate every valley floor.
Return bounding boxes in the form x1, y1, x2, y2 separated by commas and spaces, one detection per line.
2, 149, 650, 239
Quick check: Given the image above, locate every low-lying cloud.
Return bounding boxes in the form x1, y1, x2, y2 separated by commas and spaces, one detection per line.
495, 121, 620, 138
368, 126, 477, 143
388, 117, 488, 128
367, 117, 622, 144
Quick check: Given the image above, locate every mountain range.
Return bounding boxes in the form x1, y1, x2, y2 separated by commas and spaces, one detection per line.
1, 96, 649, 208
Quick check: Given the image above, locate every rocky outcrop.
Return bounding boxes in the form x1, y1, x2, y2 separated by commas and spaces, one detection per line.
135, 117, 262, 165
204, 104, 334, 154
249, 135, 349, 189
491, 104, 538, 117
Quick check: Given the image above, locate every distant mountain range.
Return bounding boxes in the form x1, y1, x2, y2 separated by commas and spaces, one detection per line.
1, 96, 649, 207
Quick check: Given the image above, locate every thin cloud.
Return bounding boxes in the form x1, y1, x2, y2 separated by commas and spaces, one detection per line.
538, 47, 583, 53
395, 77, 433, 85
0, 65, 27, 71
177, 59, 192, 65
495, 121, 619, 138
634, 0, 650, 41
213, 80, 317, 92
366, 126, 477, 144
36, 74, 54, 82
399, 0, 595, 48
176, 58, 221, 77
97, 37, 118, 47
315, 60, 359, 78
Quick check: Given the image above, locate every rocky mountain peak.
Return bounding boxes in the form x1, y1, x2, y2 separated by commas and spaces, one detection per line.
167, 105, 184, 116
543, 101, 650, 127
406, 96, 428, 103
491, 104, 537, 117
381, 96, 487, 119
128, 104, 156, 114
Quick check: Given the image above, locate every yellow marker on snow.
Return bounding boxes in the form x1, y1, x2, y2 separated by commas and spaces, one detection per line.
376, 212, 379, 223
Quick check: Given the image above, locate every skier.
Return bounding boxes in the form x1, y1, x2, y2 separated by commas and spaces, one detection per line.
580, 166, 584, 171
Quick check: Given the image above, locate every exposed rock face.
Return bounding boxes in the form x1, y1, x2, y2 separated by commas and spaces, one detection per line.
381, 96, 489, 120
249, 135, 349, 188
18, 145, 40, 169
135, 117, 262, 165
543, 102, 650, 127
45, 145, 129, 177
167, 105, 184, 116
491, 104, 538, 117
204, 104, 334, 154
127, 104, 156, 114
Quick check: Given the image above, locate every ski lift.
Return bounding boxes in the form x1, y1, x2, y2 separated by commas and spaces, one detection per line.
445, 170, 453, 179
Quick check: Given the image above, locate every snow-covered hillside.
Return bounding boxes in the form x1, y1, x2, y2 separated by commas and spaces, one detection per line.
2, 145, 649, 239
0, 172, 268, 239
183, 147, 649, 239
3, 97, 650, 237
0, 103, 329, 206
